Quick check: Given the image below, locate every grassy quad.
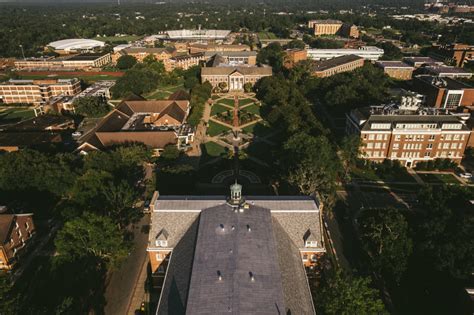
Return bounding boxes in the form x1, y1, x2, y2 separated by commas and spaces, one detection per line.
218, 98, 236, 106
207, 120, 231, 137
203, 141, 227, 157
0, 107, 35, 125
418, 173, 460, 184
239, 98, 255, 107
145, 83, 185, 100
211, 104, 231, 116
241, 103, 261, 116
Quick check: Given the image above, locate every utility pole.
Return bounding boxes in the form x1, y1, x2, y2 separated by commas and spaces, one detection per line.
19, 45, 25, 60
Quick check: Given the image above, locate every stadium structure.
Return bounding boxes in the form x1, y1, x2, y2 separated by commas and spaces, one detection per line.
46, 39, 105, 54
145, 29, 231, 42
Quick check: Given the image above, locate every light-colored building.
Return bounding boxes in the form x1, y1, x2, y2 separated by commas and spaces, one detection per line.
0, 213, 35, 270
204, 51, 257, 66
346, 106, 471, 167
307, 46, 384, 61
312, 54, 364, 78
423, 65, 473, 79
403, 56, 445, 68
46, 38, 105, 54
148, 184, 324, 314
15, 53, 111, 71
376, 61, 415, 80
169, 53, 206, 71
0, 78, 81, 106
189, 43, 251, 54
307, 19, 359, 38
112, 47, 176, 66
201, 66, 272, 91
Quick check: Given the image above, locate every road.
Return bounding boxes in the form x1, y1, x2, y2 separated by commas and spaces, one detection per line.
104, 214, 150, 315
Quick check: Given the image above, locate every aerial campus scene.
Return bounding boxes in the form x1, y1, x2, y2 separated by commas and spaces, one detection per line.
0, 0, 473, 314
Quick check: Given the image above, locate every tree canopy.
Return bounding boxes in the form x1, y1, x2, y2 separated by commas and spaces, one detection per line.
73, 96, 111, 117
116, 55, 138, 70
317, 271, 387, 315
358, 208, 413, 284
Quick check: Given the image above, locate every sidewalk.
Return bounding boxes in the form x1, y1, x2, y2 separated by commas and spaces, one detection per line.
127, 260, 149, 315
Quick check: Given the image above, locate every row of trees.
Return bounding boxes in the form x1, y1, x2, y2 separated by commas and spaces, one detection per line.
0, 145, 150, 314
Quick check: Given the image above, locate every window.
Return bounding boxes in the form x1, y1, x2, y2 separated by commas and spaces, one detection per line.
451, 143, 458, 149
454, 134, 460, 140
305, 241, 318, 247
424, 152, 431, 157
367, 143, 373, 149
311, 255, 318, 262
391, 152, 398, 158
429, 135, 435, 141
155, 253, 162, 260
368, 134, 375, 140
302, 254, 308, 261
15, 222, 19, 229
155, 240, 168, 247
376, 134, 384, 140
444, 93, 462, 109
374, 151, 380, 157
445, 134, 452, 140
443, 143, 450, 149
395, 135, 401, 141
393, 143, 399, 149
25, 222, 29, 230
374, 143, 381, 149
158, 266, 165, 274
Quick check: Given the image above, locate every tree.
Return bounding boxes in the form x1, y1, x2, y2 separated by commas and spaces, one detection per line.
283, 133, 339, 204
377, 41, 403, 60
317, 270, 386, 315
358, 208, 413, 283
73, 96, 111, 117
55, 213, 129, 266
257, 42, 284, 72
340, 135, 362, 178
416, 186, 474, 279
116, 55, 137, 70
161, 144, 180, 160
0, 273, 18, 315
243, 82, 253, 93
285, 39, 305, 50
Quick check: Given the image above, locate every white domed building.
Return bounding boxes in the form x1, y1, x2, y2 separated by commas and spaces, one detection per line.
46, 38, 105, 54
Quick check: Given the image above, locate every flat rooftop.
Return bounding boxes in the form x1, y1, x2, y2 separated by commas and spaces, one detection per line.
65, 53, 108, 61
313, 54, 363, 71
376, 61, 414, 68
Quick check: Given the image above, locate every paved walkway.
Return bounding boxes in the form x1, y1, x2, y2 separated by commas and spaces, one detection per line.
104, 214, 150, 315
126, 259, 149, 315
407, 168, 424, 185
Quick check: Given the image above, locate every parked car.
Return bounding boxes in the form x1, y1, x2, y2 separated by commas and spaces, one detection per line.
143, 200, 150, 213
459, 172, 472, 179
72, 131, 83, 138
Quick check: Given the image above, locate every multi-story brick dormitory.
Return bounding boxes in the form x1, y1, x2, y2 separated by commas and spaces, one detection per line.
346, 105, 471, 167
148, 183, 325, 314
0, 78, 81, 106
413, 75, 474, 109
0, 212, 35, 270
311, 54, 364, 78
376, 61, 415, 80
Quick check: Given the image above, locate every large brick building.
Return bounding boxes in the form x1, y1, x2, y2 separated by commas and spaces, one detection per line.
0, 213, 35, 270
148, 183, 324, 314
428, 43, 474, 67
15, 53, 111, 71
307, 19, 359, 38
201, 66, 272, 91
346, 106, 471, 167
413, 75, 474, 109
311, 54, 364, 78
376, 61, 415, 80
77, 99, 194, 154
284, 49, 308, 68
0, 78, 81, 106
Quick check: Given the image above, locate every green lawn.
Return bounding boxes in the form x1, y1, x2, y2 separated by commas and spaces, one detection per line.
0, 108, 35, 125
241, 103, 260, 116
95, 35, 142, 43
145, 83, 185, 100
203, 141, 227, 157
212, 95, 221, 100
207, 120, 231, 137
211, 104, 231, 116
418, 173, 460, 184
219, 98, 236, 106
239, 98, 255, 106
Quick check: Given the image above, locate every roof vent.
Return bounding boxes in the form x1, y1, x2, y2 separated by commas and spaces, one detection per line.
219, 224, 225, 231
246, 224, 251, 232
249, 271, 255, 282
217, 270, 222, 281
231, 225, 235, 231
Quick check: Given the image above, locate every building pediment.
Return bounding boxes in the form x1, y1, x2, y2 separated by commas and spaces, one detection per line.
229, 70, 244, 77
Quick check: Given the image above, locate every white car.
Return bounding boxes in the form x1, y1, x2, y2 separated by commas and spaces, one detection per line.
72, 131, 83, 138
459, 172, 472, 179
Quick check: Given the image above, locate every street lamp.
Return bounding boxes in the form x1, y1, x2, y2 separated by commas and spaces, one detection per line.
19, 45, 25, 60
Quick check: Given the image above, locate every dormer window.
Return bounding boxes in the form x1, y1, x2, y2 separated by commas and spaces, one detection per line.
155, 228, 169, 247
15, 222, 19, 229
303, 229, 318, 248
155, 240, 168, 247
